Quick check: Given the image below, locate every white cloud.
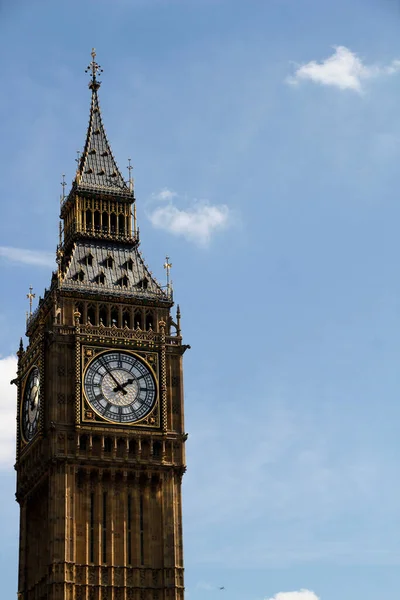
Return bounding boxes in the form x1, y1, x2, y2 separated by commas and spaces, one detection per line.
0, 356, 17, 469
0, 246, 55, 268
148, 192, 230, 246
287, 46, 400, 92
266, 592, 319, 600
152, 188, 178, 201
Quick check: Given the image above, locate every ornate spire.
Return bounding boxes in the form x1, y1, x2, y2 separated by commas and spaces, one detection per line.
85, 48, 103, 91
75, 49, 131, 197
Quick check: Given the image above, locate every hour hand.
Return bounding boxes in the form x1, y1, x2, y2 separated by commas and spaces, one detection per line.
113, 378, 134, 392
30, 393, 38, 411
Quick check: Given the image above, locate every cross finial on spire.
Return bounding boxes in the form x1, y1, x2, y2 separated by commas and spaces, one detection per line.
60, 173, 66, 204
127, 158, 133, 192
85, 48, 103, 90
164, 256, 172, 292
26, 286, 35, 317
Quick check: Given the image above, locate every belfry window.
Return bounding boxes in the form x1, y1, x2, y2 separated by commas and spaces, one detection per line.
123, 309, 131, 328
134, 310, 143, 329
118, 214, 125, 235
111, 307, 118, 326
110, 213, 117, 233
86, 253, 93, 267
94, 211, 101, 231
145, 312, 153, 331
99, 306, 108, 326
95, 272, 105, 285
102, 211, 108, 233
126, 258, 133, 271
87, 305, 95, 325
119, 275, 129, 288
105, 255, 114, 268
77, 270, 85, 282
86, 209, 93, 230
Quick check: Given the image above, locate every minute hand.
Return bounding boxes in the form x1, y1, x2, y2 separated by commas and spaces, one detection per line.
100, 360, 127, 395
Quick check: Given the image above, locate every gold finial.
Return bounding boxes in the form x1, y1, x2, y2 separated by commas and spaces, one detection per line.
85, 48, 103, 90
60, 173, 66, 204
164, 256, 172, 292
26, 286, 35, 317
127, 158, 133, 192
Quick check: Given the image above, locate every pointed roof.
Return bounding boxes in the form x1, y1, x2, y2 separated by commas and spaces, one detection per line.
59, 240, 170, 303
75, 50, 132, 198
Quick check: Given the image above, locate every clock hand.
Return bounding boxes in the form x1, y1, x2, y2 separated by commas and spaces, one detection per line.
100, 359, 127, 395
30, 391, 38, 411
113, 378, 135, 392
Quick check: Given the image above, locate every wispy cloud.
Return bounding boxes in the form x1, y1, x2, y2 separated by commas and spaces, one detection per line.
0, 246, 54, 267
287, 46, 400, 92
152, 188, 178, 202
148, 190, 230, 246
266, 592, 319, 600
0, 355, 17, 469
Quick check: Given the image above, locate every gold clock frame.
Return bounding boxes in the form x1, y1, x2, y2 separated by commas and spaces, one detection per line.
80, 345, 160, 428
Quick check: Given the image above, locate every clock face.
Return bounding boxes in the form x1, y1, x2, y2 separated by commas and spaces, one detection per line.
22, 366, 40, 442
84, 351, 157, 423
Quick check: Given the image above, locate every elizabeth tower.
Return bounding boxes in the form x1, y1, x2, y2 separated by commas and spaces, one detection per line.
15, 51, 188, 600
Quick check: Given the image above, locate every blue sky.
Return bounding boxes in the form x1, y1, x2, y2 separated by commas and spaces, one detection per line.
1, 1, 400, 599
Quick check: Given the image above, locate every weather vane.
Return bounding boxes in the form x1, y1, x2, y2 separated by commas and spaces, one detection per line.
164, 256, 172, 290
26, 286, 35, 317
85, 48, 103, 89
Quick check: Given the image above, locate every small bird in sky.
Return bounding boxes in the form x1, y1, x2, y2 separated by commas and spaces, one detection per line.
219, 587, 225, 590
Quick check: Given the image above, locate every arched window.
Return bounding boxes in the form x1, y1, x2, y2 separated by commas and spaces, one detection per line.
86, 210, 93, 231
111, 307, 119, 327
110, 213, 117, 234
94, 211, 101, 231
118, 214, 125, 236
75, 302, 84, 322
99, 305, 108, 326
102, 211, 108, 233
145, 312, 153, 331
87, 305, 95, 325
134, 310, 143, 329
123, 309, 131, 328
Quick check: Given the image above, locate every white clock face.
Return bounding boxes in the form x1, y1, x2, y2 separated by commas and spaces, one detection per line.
22, 366, 40, 442
84, 351, 157, 423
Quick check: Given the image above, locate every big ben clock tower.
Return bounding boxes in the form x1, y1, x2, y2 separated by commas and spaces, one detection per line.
15, 51, 188, 600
